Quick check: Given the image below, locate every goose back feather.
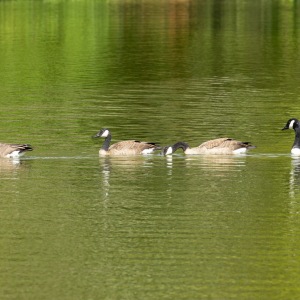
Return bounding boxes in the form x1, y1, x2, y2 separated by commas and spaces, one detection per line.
103, 140, 159, 156
193, 138, 254, 155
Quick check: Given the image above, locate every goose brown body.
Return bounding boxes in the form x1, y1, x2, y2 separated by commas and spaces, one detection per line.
0, 143, 33, 158
163, 138, 255, 155
100, 140, 159, 156
190, 138, 254, 154
94, 128, 160, 156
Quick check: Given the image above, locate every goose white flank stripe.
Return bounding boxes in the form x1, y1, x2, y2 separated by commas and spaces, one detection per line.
291, 148, 300, 155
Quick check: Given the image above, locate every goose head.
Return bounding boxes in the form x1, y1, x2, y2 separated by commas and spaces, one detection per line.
282, 118, 300, 131
162, 145, 174, 156
94, 128, 110, 138
162, 142, 189, 155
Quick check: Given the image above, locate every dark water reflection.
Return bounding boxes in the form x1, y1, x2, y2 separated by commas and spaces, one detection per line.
1, 0, 300, 299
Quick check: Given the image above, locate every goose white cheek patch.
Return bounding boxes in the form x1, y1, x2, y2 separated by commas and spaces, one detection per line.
289, 120, 295, 129
101, 129, 109, 137
165, 147, 173, 155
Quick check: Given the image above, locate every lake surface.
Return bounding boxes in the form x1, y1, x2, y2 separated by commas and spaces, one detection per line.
1, 0, 300, 299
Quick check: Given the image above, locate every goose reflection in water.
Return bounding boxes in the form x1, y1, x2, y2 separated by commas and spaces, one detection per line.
289, 157, 300, 199
98, 156, 156, 202
0, 158, 23, 174
185, 155, 247, 174
165, 155, 173, 175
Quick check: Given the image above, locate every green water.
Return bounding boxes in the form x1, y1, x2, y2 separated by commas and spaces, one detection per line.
1, 0, 300, 299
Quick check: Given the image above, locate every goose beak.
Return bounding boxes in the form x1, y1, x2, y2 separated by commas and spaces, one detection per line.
92, 133, 100, 138
282, 125, 289, 130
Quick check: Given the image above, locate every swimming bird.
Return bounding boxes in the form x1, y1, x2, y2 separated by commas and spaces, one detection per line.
282, 118, 300, 155
0, 143, 33, 158
162, 138, 255, 155
93, 128, 161, 156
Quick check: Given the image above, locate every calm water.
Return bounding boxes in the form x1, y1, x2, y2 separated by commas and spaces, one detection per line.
1, 0, 300, 299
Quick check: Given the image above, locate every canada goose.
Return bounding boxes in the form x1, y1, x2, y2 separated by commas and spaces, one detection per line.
282, 118, 300, 155
0, 143, 33, 158
162, 138, 255, 155
93, 128, 161, 156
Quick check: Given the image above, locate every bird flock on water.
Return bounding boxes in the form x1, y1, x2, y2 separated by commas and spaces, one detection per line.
0, 118, 299, 158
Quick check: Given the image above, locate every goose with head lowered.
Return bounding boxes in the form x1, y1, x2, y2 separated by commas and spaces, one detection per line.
93, 128, 161, 156
282, 118, 300, 155
162, 138, 256, 155
0, 143, 33, 158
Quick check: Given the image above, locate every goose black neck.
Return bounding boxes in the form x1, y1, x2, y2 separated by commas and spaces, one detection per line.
101, 133, 112, 151
172, 141, 189, 152
293, 127, 300, 148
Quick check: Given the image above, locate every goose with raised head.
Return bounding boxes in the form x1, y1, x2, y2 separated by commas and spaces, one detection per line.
162, 138, 255, 155
282, 118, 300, 155
93, 128, 161, 156
0, 143, 33, 158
